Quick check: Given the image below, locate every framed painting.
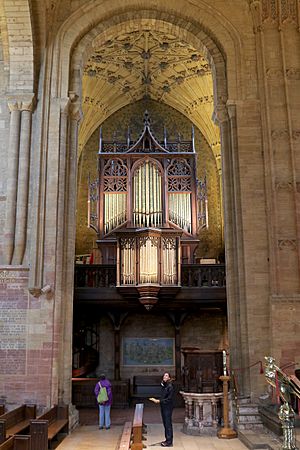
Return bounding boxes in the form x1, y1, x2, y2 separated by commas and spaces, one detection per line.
123, 337, 174, 366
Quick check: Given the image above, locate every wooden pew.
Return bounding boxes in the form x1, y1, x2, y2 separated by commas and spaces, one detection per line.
131, 403, 146, 450
0, 435, 30, 450
117, 421, 132, 450
30, 405, 69, 450
0, 405, 36, 444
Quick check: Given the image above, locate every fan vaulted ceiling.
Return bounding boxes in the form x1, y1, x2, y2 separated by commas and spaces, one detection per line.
80, 29, 220, 157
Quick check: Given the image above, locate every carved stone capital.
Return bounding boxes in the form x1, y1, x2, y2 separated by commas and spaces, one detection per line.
226, 101, 237, 120
286, 68, 300, 80
212, 104, 229, 125
28, 287, 42, 297
60, 97, 71, 115
68, 91, 82, 122
271, 129, 289, 140
278, 239, 297, 251
275, 179, 293, 191
7, 93, 35, 112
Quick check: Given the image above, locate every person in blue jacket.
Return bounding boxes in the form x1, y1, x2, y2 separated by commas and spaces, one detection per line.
149, 372, 175, 447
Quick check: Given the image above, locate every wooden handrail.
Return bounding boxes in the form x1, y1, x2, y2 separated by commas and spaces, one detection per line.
74, 263, 226, 288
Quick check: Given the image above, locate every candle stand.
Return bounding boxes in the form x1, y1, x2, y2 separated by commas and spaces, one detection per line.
217, 375, 237, 439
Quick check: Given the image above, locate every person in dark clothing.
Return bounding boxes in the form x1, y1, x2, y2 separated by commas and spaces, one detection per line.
149, 372, 175, 447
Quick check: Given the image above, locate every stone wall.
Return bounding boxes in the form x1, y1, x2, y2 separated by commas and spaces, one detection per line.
95, 311, 226, 389
0, 268, 54, 408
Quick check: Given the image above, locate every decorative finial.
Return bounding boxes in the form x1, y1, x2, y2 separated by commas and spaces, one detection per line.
127, 126, 131, 147
144, 110, 150, 127
99, 126, 102, 153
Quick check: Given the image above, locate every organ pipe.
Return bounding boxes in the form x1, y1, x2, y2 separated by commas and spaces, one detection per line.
104, 193, 127, 234
169, 193, 191, 233
133, 161, 162, 227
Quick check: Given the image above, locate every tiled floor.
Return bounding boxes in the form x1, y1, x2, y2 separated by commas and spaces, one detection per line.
57, 408, 248, 450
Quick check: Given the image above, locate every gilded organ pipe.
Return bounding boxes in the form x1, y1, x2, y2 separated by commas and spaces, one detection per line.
133, 161, 162, 228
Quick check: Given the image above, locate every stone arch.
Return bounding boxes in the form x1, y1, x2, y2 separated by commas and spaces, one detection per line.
52, 2, 246, 102
33, 1, 255, 405
71, 16, 231, 154
1, 0, 34, 92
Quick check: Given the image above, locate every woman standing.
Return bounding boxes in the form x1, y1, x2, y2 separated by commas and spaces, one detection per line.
94, 374, 113, 430
150, 372, 175, 447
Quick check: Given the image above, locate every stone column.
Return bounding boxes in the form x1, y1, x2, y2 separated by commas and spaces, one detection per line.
58, 94, 82, 406
12, 95, 35, 265
214, 103, 250, 397
3, 100, 22, 264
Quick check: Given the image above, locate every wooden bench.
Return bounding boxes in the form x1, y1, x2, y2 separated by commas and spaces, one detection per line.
117, 421, 132, 450
0, 405, 36, 444
30, 405, 69, 450
131, 403, 146, 450
0, 435, 30, 450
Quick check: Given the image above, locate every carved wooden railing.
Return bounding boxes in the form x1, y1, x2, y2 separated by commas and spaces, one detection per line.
75, 264, 117, 288
181, 264, 226, 287
74, 263, 226, 288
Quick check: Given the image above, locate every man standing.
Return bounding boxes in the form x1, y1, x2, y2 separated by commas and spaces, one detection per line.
94, 374, 113, 430
150, 372, 175, 447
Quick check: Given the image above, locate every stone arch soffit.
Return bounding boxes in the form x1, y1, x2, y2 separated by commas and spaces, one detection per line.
51, 2, 245, 104
1, 0, 34, 92
72, 20, 243, 158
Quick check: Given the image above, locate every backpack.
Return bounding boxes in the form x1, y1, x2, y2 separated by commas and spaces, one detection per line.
97, 381, 109, 403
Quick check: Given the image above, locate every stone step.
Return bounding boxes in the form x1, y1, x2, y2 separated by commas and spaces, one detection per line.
238, 405, 262, 415
235, 402, 263, 430
238, 429, 282, 450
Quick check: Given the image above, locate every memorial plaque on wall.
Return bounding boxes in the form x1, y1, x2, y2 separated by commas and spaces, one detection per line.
0, 270, 28, 374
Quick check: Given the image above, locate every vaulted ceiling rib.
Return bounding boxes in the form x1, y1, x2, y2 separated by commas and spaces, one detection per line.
79, 29, 220, 156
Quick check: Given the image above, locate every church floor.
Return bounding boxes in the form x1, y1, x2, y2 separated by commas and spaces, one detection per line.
57, 423, 248, 450
56, 408, 248, 450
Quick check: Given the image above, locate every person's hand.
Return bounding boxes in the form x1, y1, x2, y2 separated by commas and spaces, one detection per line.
149, 397, 160, 404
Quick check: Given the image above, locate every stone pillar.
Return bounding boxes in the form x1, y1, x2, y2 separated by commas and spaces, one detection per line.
57, 94, 82, 406
214, 103, 250, 397
3, 100, 22, 264
12, 95, 35, 265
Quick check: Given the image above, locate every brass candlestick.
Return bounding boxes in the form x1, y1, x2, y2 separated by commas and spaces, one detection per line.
217, 375, 237, 439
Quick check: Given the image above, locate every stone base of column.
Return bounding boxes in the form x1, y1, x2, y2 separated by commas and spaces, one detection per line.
217, 426, 237, 439
69, 404, 80, 432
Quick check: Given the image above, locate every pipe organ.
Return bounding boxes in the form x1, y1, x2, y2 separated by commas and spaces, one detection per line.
88, 112, 207, 307
133, 160, 162, 228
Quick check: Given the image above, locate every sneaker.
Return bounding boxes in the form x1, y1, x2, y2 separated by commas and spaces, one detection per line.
105, 426, 110, 430
161, 443, 173, 447
99, 427, 104, 430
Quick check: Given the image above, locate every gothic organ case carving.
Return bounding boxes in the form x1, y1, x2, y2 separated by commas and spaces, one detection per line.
88, 113, 207, 307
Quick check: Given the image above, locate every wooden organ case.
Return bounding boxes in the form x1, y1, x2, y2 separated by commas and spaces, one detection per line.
88, 113, 206, 307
